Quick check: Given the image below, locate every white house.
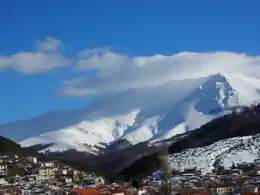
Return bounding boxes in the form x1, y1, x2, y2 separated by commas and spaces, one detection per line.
21, 189, 31, 195
37, 167, 55, 182
210, 185, 234, 195
41, 162, 55, 168
0, 156, 8, 163
27, 156, 38, 164
0, 163, 7, 176
95, 177, 105, 185
65, 177, 73, 183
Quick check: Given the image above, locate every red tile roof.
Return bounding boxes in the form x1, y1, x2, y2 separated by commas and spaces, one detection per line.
71, 188, 102, 195
96, 185, 112, 191
111, 187, 125, 194
242, 192, 259, 195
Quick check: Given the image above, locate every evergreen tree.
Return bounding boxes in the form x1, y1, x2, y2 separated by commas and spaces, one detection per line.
131, 178, 140, 188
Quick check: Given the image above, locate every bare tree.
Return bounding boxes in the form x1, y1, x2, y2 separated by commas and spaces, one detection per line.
183, 183, 191, 195
236, 177, 245, 195
158, 149, 172, 195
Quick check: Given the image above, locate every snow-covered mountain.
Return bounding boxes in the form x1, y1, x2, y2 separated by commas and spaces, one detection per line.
170, 134, 260, 173
1, 71, 260, 154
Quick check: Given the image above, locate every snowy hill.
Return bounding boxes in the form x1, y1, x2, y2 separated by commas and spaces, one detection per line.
121, 103, 260, 177
170, 134, 260, 173
1, 72, 260, 154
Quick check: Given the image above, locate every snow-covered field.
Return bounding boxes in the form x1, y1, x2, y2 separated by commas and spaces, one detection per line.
170, 134, 260, 172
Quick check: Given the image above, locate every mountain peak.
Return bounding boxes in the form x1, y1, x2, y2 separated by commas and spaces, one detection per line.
192, 72, 260, 116
206, 71, 237, 83
202, 72, 232, 88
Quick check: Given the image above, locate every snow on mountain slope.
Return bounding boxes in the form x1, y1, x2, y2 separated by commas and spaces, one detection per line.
20, 110, 139, 153
1, 72, 260, 153
170, 134, 260, 173
149, 72, 260, 142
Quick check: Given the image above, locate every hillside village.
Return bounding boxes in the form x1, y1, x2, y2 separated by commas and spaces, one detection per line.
2, 152, 260, 195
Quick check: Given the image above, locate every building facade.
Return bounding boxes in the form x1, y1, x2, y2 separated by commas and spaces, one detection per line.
0, 163, 7, 176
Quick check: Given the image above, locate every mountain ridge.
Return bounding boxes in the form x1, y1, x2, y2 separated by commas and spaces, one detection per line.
1, 72, 260, 154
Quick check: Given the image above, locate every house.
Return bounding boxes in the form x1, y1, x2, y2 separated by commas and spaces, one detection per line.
41, 161, 55, 168
209, 184, 234, 195
182, 173, 196, 178
230, 169, 243, 175
111, 187, 125, 195
14, 156, 19, 163
137, 189, 147, 195
83, 176, 96, 186
214, 166, 226, 175
152, 170, 164, 181
236, 163, 255, 173
37, 167, 55, 182
55, 168, 80, 183
183, 167, 197, 174
26, 174, 38, 183
65, 177, 73, 183
93, 176, 105, 185
73, 170, 81, 182
99, 188, 112, 195
0, 178, 8, 185
83, 176, 105, 186
21, 189, 32, 195
27, 156, 37, 164
0, 163, 7, 176
0, 156, 8, 163
97, 185, 112, 195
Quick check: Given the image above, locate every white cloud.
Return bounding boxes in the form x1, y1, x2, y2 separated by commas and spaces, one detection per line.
1, 52, 70, 74
78, 47, 111, 58
75, 51, 129, 77
60, 51, 260, 97
35, 36, 62, 52
2, 37, 260, 93
0, 37, 70, 74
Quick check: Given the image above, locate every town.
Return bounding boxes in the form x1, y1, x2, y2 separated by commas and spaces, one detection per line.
1, 153, 260, 195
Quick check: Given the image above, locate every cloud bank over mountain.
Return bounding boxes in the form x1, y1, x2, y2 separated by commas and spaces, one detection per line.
61, 51, 260, 97
1, 37, 260, 98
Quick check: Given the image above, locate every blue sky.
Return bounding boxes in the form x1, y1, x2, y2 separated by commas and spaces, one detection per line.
0, 0, 259, 124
